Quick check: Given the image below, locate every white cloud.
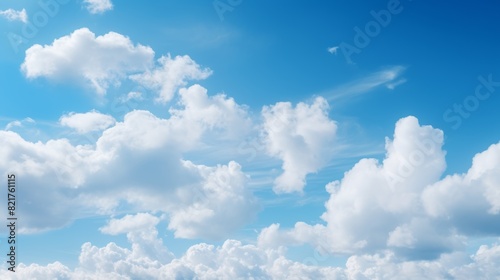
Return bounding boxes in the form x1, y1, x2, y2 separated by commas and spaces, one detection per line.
0, 217, 346, 279
262, 97, 337, 193
327, 46, 339, 54
259, 117, 444, 253
21, 28, 154, 95
2, 114, 500, 278
168, 161, 258, 239
3, 220, 500, 279
451, 244, 500, 279
0, 8, 28, 23
0, 130, 98, 231
120, 91, 143, 103
326, 66, 406, 101
4, 120, 22, 130
170, 84, 252, 140
422, 142, 500, 233
386, 78, 407, 90
59, 110, 116, 134
100, 213, 160, 235
0, 85, 257, 239
100, 213, 175, 264
4, 117, 35, 130
21, 29, 213, 103
258, 116, 500, 262
84, 0, 113, 14
131, 55, 212, 104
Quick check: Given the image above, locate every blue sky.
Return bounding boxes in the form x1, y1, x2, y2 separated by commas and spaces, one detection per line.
1, 0, 500, 278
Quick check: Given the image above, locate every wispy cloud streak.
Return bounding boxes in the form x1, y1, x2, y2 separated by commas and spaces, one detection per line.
326, 66, 406, 102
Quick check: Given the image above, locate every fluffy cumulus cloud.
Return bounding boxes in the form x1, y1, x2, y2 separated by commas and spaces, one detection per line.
167, 161, 258, 239
262, 97, 337, 193
99, 213, 175, 264
21, 28, 154, 94
21, 28, 213, 103
131, 55, 213, 103
0, 213, 346, 279
258, 116, 500, 266
319, 116, 452, 257
84, 0, 113, 14
341, 246, 500, 280
3, 217, 500, 279
2, 110, 500, 278
59, 110, 116, 134
421, 142, 500, 235
170, 84, 252, 140
0, 84, 257, 238
0, 8, 27, 23
0, 131, 92, 232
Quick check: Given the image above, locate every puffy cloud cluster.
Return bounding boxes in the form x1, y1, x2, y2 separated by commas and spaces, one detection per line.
422, 142, 500, 234
98, 213, 175, 265
12, 29, 500, 277
342, 246, 500, 280
262, 97, 337, 193
0, 8, 27, 23
131, 55, 213, 103
2, 213, 500, 279
258, 116, 500, 263
21, 28, 154, 95
170, 84, 252, 140
21, 28, 212, 103
168, 161, 258, 239
2, 108, 500, 278
60, 110, 116, 134
0, 213, 345, 279
83, 0, 113, 14
0, 84, 257, 239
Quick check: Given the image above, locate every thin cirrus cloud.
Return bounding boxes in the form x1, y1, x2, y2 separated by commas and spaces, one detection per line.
0, 8, 28, 23
4, 117, 35, 130
326, 65, 407, 102
83, 0, 113, 14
